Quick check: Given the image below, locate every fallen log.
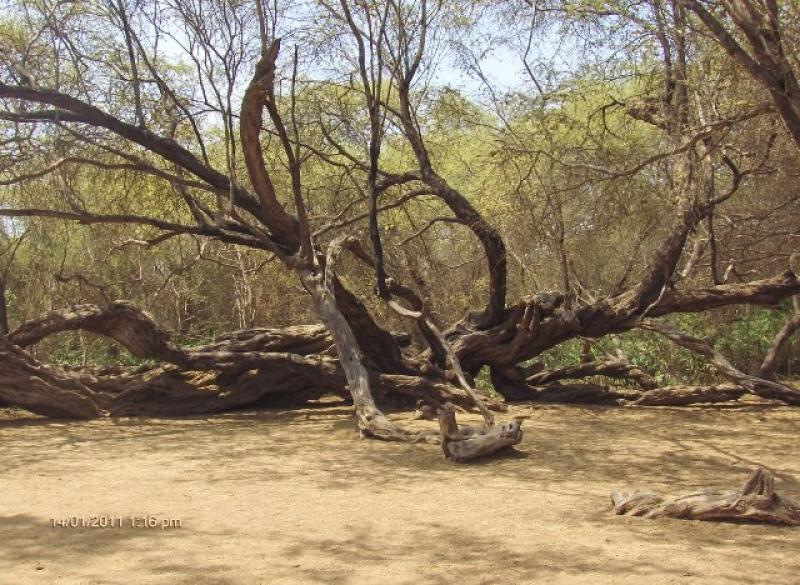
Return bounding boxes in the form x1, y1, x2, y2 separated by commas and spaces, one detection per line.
611, 467, 800, 525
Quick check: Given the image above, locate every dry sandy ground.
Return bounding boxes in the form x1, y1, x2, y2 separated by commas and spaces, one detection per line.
1, 402, 799, 585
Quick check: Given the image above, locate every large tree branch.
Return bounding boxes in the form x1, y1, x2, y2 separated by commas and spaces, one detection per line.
0, 208, 282, 253
451, 270, 800, 384
239, 39, 301, 252
0, 337, 103, 418
684, 0, 800, 147
527, 359, 658, 390
640, 318, 800, 405
0, 81, 294, 250
648, 270, 800, 316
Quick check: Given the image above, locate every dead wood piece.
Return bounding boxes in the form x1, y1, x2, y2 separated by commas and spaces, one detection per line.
627, 383, 746, 406
611, 468, 800, 526
0, 337, 103, 418
531, 382, 641, 404
527, 360, 658, 390
9, 301, 183, 360
412, 402, 437, 421
438, 403, 522, 462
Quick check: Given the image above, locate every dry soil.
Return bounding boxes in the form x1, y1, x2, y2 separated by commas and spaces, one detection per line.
1, 402, 799, 584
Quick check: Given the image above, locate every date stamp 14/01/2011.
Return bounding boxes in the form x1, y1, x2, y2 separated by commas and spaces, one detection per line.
50, 516, 182, 529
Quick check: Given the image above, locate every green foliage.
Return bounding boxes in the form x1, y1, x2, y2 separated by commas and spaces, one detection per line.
534, 307, 799, 385
41, 333, 143, 367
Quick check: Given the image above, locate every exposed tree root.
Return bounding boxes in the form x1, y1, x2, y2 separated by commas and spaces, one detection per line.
612, 467, 800, 525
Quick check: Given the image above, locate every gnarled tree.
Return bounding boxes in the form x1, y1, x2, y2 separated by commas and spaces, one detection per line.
1, 0, 800, 459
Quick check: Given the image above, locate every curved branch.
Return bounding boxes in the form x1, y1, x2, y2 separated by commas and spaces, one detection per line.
639, 319, 800, 405
527, 360, 658, 390
0, 337, 103, 419
0, 208, 280, 253
759, 310, 800, 380
0, 80, 289, 245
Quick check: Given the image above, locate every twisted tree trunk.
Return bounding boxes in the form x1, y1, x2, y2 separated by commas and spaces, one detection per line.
0, 300, 497, 419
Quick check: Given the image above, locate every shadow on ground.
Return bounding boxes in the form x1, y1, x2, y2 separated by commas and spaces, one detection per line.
1, 402, 798, 584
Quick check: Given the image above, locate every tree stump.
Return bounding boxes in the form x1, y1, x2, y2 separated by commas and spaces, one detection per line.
438, 403, 523, 462
611, 468, 800, 526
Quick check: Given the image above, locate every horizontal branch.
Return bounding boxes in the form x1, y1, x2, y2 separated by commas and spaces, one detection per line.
649, 270, 800, 316
0, 81, 293, 248
527, 359, 658, 390
0, 207, 281, 253
640, 319, 800, 405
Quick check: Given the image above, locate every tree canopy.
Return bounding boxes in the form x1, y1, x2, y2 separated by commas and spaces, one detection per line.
1, 0, 800, 459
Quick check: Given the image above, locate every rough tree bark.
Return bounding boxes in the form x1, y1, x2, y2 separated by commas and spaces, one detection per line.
626, 383, 746, 406
0, 275, 8, 336
526, 360, 658, 390
438, 402, 522, 463
446, 272, 800, 404
0, 337, 103, 418
298, 237, 438, 443
612, 467, 800, 525
0, 300, 497, 419
4, 0, 800, 469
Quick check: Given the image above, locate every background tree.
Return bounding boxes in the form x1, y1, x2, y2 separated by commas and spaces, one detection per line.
1, 0, 800, 458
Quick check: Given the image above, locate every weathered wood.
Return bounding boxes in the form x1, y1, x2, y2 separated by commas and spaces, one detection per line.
383, 277, 495, 427
438, 403, 523, 462
627, 383, 746, 406
448, 271, 800, 391
0, 298, 492, 418
299, 237, 440, 443
10, 302, 334, 359
10, 301, 185, 361
490, 365, 538, 402
640, 319, 800, 405
530, 382, 640, 404
0, 337, 102, 419
0, 274, 8, 336
612, 468, 800, 526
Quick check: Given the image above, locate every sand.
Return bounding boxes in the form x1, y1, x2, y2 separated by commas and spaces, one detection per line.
1, 402, 799, 584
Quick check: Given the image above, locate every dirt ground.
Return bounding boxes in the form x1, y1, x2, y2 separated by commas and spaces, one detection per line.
1, 402, 799, 585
